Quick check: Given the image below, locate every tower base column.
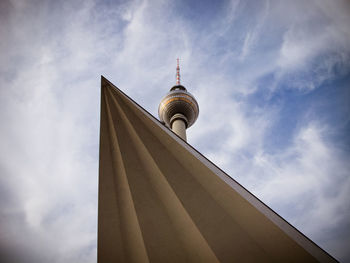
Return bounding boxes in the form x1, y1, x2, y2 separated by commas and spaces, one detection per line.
170, 113, 188, 141
172, 119, 187, 141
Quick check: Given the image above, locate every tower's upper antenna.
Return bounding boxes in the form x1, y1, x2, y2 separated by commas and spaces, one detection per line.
176, 58, 180, 85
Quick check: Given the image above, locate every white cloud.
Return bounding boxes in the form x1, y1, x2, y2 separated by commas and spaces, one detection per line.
0, 1, 107, 262
255, 123, 350, 259
203, 121, 350, 260
274, 0, 350, 89
239, 0, 269, 60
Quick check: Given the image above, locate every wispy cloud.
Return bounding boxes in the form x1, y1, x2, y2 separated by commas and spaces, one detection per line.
239, 0, 269, 60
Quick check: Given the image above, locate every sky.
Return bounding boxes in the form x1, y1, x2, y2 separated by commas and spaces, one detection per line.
0, 0, 349, 262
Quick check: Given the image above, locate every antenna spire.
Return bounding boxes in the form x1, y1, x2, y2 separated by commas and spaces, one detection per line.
176, 58, 181, 85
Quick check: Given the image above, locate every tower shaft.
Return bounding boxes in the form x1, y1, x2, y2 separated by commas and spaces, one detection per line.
172, 118, 187, 140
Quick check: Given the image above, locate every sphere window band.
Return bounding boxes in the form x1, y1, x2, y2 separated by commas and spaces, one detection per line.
159, 96, 198, 115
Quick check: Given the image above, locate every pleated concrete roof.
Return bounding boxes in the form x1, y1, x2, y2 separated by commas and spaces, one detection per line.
98, 76, 337, 263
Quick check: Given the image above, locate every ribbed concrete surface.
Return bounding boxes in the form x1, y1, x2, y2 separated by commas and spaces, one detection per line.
98, 76, 337, 263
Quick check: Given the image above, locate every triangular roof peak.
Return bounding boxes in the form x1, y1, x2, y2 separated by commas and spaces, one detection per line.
98, 76, 337, 262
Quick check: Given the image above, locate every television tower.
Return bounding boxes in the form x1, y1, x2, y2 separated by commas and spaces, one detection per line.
158, 59, 199, 141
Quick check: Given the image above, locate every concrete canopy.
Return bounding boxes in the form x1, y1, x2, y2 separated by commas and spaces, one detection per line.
98, 76, 337, 263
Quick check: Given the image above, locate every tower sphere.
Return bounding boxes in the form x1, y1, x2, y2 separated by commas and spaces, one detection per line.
158, 84, 199, 128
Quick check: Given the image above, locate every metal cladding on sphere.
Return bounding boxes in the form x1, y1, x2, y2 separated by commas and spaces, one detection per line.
158, 85, 199, 128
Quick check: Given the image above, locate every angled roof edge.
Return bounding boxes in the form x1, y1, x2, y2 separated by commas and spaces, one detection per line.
100, 75, 338, 263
